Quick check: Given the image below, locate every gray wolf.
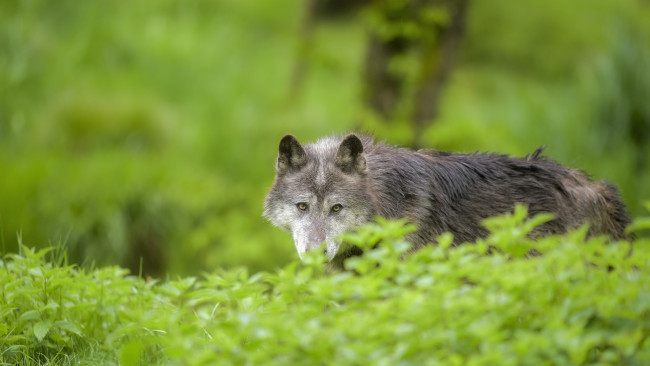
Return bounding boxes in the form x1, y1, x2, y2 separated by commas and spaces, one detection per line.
263, 134, 631, 269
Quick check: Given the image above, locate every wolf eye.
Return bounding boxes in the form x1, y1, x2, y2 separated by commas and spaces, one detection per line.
331, 204, 343, 213
297, 202, 309, 211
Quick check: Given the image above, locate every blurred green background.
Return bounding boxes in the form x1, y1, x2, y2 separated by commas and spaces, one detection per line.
1, 0, 649, 276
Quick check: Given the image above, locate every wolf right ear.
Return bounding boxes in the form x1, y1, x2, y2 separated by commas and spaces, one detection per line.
336, 134, 366, 174
277, 134, 307, 173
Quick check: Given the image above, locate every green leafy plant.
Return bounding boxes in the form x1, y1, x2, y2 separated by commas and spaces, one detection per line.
2, 205, 649, 365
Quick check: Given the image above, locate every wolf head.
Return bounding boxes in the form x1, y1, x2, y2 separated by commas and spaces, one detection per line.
264, 134, 376, 265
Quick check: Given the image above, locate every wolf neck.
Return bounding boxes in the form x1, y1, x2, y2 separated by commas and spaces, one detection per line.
364, 145, 433, 217
362, 143, 466, 246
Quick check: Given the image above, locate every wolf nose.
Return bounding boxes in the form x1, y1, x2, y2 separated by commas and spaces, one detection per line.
309, 235, 325, 247
309, 234, 323, 243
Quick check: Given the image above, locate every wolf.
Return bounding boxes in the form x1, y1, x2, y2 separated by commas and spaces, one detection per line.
263, 134, 631, 269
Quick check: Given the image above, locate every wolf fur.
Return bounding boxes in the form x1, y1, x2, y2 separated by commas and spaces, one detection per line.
263, 134, 631, 269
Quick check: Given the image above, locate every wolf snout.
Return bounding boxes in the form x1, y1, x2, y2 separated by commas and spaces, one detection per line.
305, 241, 325, 253
308, 229, 326, 247
304, 233, 329, 256
309, 236, 325, 246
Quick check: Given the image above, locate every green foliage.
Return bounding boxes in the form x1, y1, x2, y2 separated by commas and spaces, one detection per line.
0, 0, 358, 275
2, 208, 650, 365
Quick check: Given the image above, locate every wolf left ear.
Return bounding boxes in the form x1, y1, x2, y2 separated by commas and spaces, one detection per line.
336, 134, 366, 174
277, 134, 307, 173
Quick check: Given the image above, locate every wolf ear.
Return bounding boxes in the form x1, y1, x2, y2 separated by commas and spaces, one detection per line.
277, 134, 307, 173
336, 134, 366, 174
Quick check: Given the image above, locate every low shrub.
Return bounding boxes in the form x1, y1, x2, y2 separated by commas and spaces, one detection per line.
1, 205, 649, 365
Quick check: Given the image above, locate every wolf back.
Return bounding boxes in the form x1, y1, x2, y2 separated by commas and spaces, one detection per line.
263, 134, 631, 269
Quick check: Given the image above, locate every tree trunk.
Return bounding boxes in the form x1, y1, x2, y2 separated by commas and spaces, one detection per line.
363, 34, 409, 119
412, 0, 469, 148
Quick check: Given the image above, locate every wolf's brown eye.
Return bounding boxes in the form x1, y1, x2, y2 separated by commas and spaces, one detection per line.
297, 202, 308, 211
331, 204, 343, 213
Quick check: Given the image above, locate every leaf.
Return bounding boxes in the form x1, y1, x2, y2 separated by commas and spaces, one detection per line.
626, 217, 650, 234
54, 320, 83, 336
523, 213, 556, 234
28, 266, 43, 277
436, 232, 454, 249
42, 300, 60, 312
33, 320, 52, 341
18, 310, 41, 322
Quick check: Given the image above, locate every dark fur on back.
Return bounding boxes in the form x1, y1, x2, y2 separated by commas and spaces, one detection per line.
363, 138, 630, 244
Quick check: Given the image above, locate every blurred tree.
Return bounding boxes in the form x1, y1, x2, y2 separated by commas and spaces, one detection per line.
291, 0, 370, 97
292, 0, 469, 148
364, 0, 469, 148
596, 27, 650, 171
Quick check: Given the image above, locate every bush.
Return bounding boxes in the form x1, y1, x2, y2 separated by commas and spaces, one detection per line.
1, 205, 649, 365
